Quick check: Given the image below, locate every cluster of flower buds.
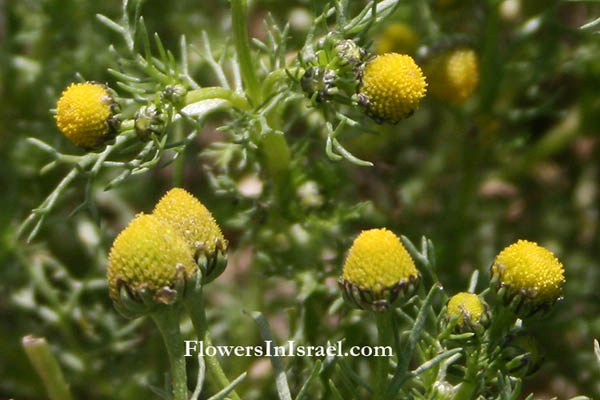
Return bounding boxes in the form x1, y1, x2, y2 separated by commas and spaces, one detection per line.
107, 188, 227, 318
299, 36, 428, 125
339, 234, 565, 323
54, 81, 189, 149
299, 36, 367, 103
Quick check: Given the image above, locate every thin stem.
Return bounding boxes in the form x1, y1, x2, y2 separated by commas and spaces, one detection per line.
478, 0, 501, 113
375, 312, 393, 400
487, 305, 516, 344
184, 296, 242, 400
231, 0, 261, 105
261, 132, 291, 187
452, 348, 479, 400
22, 336, 73, 400
173, 121, 185, 187
151, 306, 188, 400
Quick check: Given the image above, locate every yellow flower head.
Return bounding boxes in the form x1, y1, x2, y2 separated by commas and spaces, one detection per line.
492, 240, 565, 314
153, 188, 227, 255
340, 228, 420, 311
447, 292, 485, 328
55, 82, 118, 149
375, 23, 418, 55
107, 213, 196, 304
425, 48, 479, 104
359, 53, 427, 124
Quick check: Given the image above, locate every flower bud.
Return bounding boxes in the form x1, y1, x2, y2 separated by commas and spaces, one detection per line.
55, 82, 120, 149
301, 66, 337, 102
339, 228, 420, 312
446, 292, 488, 333
153, 188, 228, 283
162, 84, 188, 108
491, 239, 565, 318
335, 39, 366, 67
358, 53, 427, 124
425, 48, 479, 105
135, 104, 167, 141
107, 213, 197, 318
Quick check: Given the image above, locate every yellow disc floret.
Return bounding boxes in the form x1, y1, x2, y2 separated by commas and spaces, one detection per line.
55, 82, 116, 149
107, 213, 196, 302
425, 48, 479, 104
492, 240, 565, 305
340, 228, 420, 311
153, 188, 227, 255
359, 53, 427, 123
375, 23, 418, 55
447, 292, 485, 327
342, 228, 418, 292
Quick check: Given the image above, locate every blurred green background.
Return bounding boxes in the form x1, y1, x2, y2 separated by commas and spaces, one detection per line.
1, 0, 599, 398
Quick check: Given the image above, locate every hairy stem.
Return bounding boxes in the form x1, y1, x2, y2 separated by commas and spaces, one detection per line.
151, 306, 188, 400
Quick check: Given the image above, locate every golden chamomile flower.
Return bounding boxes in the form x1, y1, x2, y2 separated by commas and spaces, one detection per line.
425, 48, 479, 105
340, 228, 420, 311
153, 188, 228, 283
153, 188, 226, 255
55, 82, 118, 149
358, 53, 427, 124
491, 239, 565, 317
107, 213, 196, 306
375, 23, 418, 55
447, 292, 486, 330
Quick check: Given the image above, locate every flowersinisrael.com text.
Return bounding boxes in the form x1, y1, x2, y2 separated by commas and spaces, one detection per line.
184, 340, 392, 358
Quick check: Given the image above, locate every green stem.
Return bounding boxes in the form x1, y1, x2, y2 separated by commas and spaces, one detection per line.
184, 296, 242, 400
22, 336, 73, 400
478, 0, 501, 113
185, 87, 251, 110
231, 0, 261, 105
262, 131, 291, 188
375, 312, 393, 400
151, 306, 188, 400
173, 121, 185, 187
452, 349, 478, 400
487, 305, 516, 344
